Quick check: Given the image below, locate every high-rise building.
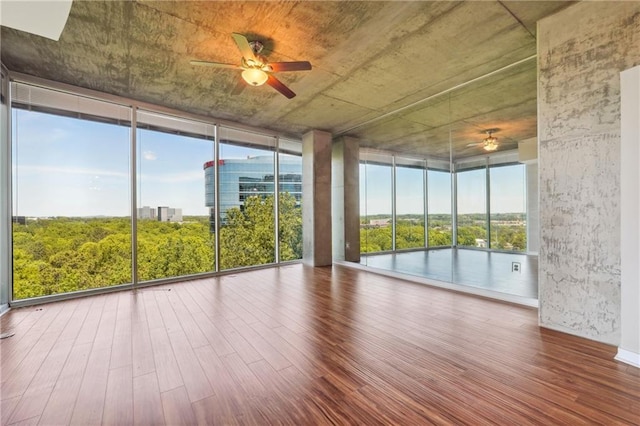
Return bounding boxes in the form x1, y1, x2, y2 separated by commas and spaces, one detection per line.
204, 155, 301, 230
137, 206, 156, 220
157, 206, 182, 222
138, 205, 182, 222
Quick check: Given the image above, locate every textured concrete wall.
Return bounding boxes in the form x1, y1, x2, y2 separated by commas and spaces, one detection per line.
332, 136, 360, 262
538, 2, 640, 344
302, 130, 333, 267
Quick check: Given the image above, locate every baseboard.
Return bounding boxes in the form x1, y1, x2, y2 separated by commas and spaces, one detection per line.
615, 348, 640, 368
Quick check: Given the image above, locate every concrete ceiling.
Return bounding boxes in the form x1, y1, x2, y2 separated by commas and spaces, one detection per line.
0, 1, 573, 160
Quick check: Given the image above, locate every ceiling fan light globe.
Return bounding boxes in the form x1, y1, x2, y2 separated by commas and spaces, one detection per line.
483, 136, 498, 151
242, 68, 268, 86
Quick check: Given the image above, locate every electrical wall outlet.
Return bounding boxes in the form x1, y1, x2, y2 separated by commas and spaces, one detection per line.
512, 262, 521, 273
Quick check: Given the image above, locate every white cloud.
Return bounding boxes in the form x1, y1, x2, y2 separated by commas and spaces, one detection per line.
143, 150, 157, 161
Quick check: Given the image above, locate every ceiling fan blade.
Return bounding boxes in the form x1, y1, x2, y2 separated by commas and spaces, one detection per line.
466, 143, 479, 147
231, 33, 257, 62
268, 61, 312, 72
190, 60, 241, 69
267, 75, 296, 99
230, 79, 246, 96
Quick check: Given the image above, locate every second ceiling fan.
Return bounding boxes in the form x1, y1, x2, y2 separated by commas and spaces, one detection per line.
191, 33, 312, 99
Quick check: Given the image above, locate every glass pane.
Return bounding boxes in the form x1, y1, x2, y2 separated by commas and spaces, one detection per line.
396, 164, 425, 249
218, 127, 276, 270
12, 103, 131, 299
136, 111, 215, 281
456, 168, 487, 248
278, 149, 302, 262
489, 164, 526, 251
427, 168, 452, 247
360, 159, 392, 254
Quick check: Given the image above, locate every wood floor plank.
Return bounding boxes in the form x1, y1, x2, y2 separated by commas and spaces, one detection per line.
160, 386, 196, 426
227, 317, 291, 371
166, 329, 214, 403
38, 342, 92, 426
214, 319, 263, 365
109, 293, 133, 370
133, 372, 164, 426
148, 327, 181, 395
0, 396, 20, 425
102, 365, 134, 426
8, 415, 40, 426
191, 395, 240, 426
6, 337, 75, 424
166, 289, 209, 350
1, 325, 65, 401
193, 345, 246, 418
1, 303, 68, 384
131, 297, 156, 378
68, 345, 111, 426
220, 352, 266, 398
190, 311, 236, 357
74, 296, 106, 346
140, 289, 165, 331
0, 264, 637, 425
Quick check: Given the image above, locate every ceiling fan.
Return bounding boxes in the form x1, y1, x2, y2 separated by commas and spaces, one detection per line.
466, 128, 500, 152
190, 33, 312, 99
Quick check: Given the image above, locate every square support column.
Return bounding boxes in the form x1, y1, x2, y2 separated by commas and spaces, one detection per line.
332, 136, 360, 262
302, 130, 332, 266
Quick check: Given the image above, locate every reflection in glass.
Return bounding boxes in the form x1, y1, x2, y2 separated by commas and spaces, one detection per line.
456, 168, 487, 248
12, 105, 131, 299
489, 164, 526, 252
360, 161, 392, 253
396, 163, 425, 249
136, 113, 215, 281
427, 169, 452, 247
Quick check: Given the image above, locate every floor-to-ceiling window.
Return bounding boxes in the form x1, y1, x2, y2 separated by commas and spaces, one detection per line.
278, 138, 303, 262
11, 83, 132, 299
7, 79, 303, 304
136, 111, 215, 281
217, 126, 277, 270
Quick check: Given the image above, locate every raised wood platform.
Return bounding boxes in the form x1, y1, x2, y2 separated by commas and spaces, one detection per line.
1, 264, 637, 425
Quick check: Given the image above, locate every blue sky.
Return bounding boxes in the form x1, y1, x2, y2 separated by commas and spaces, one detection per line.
12, 109, 526, 218
12, 110, 267, 217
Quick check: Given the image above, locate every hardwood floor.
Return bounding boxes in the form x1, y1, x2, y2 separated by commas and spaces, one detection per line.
1, 264, 638, 425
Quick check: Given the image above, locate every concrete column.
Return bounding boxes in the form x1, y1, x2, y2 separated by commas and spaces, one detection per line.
302, 130, 332, 266
537, 2, 640, 345
618, 65, 640, 368
332, 136, 360, 262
